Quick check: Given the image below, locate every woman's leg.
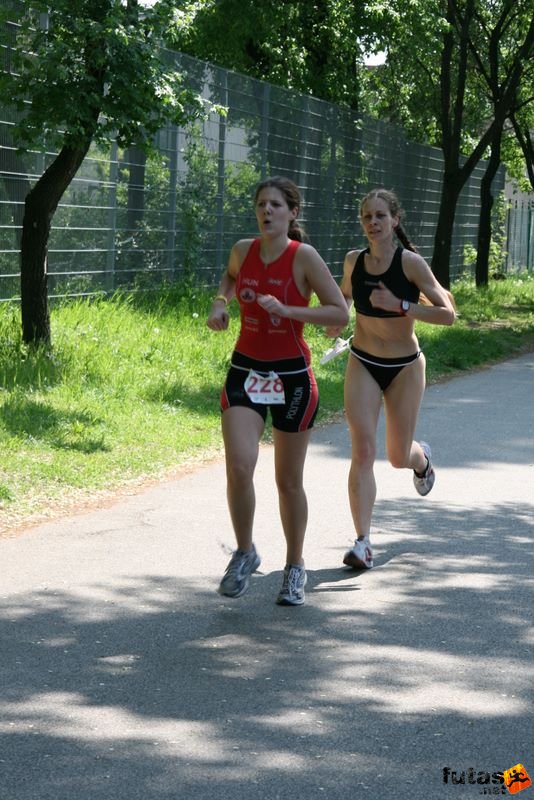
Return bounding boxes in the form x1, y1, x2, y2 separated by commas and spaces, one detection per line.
383, 353, 428, 473
221, 406, 265, 551
272, 427, 313, 566
344, 355, 383, 539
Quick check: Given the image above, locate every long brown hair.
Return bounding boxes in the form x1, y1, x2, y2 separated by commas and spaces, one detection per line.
254, 176, 307, 242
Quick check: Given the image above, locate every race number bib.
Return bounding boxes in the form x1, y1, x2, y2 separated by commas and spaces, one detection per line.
244, 370, 285, 404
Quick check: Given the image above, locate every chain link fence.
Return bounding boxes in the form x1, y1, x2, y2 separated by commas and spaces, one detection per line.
1, 44, 530, 303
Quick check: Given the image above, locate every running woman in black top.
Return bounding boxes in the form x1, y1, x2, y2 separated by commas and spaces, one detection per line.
327, 188, 456, 570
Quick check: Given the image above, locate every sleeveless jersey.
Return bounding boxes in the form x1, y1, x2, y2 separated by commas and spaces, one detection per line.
234, 238, 311, 363
352, 246, 420, 318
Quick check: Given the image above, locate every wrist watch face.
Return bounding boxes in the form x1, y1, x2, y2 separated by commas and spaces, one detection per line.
401, 300, 410, 313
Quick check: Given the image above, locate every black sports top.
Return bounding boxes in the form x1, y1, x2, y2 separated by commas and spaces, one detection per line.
351, 247, 420, 318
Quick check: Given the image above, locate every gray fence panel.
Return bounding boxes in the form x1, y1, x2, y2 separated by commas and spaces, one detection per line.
0, 42, 529, 302
506, 199, 534, 271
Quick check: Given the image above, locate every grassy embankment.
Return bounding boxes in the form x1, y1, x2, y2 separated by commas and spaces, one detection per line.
1, 275, 533, 531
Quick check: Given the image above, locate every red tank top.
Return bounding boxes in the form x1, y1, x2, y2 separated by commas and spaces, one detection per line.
234, 238, 311, 363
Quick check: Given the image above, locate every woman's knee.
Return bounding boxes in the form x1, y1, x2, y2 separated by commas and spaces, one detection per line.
275, 472, 304, 497
226, 457, 256, 488
350, 437, 376, 469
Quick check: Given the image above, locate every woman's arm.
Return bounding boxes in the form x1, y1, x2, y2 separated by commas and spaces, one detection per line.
370, 251, 456, 326
323, 249, 356, 337
256, 244, 349, 328
206, 239, 251, 331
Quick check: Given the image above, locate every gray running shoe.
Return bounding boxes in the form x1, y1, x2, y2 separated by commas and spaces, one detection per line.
413, 441, 435, 496
343, 537, 374, 569
276, 564, 307, 606
218, 545, 261, 598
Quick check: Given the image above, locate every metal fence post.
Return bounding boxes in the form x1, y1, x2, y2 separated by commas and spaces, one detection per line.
167, 126, 179, 281
260, 83, 270, 180
106, 141, 118, 292
214, 71, 228, 274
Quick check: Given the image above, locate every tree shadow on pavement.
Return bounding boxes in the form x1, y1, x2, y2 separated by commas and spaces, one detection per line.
1, 498, 532, 800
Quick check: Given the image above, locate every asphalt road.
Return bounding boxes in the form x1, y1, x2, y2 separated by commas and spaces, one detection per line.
1, 353, 533, 800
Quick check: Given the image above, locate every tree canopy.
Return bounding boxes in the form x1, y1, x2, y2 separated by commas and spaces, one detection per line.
1, 0, 533, 341
169, 0, 534, 285
2, 0, 206, 153
167, 0, 381, 110
0, 0, 208, 343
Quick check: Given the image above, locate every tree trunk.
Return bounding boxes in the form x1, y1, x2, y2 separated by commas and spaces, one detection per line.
475, 128, 502, 287
20, 143, 91, 345
431, 174, 464, 288
510, 113, 534, 191
432, 2, 471, 289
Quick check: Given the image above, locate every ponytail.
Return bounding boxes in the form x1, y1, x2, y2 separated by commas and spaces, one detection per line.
288, 219, 308, 242
394, 222, 418, 253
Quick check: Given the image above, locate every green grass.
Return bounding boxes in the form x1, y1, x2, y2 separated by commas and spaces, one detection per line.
1, 274, 534, 530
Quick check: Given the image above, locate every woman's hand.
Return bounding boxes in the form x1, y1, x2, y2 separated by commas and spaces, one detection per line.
257, 293, 287, 318
206, 303, 230, 331
369, 281, 400, 313
325, 325, 346, 338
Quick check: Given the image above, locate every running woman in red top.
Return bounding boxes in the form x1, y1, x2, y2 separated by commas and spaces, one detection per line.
207, 176, 348, 606
327, 188, 456, 571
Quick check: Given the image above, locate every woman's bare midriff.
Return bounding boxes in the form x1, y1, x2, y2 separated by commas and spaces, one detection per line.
354, 315, 419, 357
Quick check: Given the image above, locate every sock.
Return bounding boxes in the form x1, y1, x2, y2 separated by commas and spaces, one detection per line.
415, 455, 429, 478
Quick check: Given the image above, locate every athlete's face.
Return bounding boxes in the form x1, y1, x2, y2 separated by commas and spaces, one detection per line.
255, 187, 298, 238
360, 198, 399, 243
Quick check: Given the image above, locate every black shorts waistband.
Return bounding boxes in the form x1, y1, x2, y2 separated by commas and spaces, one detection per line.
350, 346, 421, 368
230, 350, 311, 376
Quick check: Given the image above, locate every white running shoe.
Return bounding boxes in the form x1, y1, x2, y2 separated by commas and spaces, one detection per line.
218, 545, 261, 597
343, 537, 374, 569
413, 441, 435, 496
276, 564, 307, 606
